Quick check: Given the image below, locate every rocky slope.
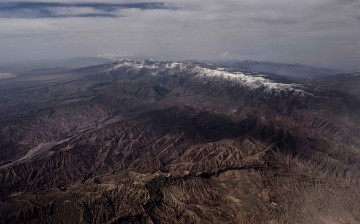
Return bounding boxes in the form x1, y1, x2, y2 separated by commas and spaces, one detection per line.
0, 59, 359, 223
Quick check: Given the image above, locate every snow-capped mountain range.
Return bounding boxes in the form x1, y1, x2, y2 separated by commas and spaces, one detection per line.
99, 59, 310, 97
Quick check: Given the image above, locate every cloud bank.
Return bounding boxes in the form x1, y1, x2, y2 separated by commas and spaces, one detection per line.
0, 0, 359, 70
0, 2, 176, 18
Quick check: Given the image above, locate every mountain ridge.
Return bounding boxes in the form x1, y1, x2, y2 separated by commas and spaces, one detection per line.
0, 59, 359, 223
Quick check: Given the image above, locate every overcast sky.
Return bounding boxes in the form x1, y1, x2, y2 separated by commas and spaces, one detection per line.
0, 0, 359, 70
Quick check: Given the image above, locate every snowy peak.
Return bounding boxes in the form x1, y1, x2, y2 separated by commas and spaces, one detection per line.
105, 59, 309, 96
109, 59, 185, 70
193, 66, 307, 95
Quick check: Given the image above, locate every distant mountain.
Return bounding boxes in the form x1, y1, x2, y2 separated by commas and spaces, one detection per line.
0, 57, 112, 73
0, 59, 359, 223
213, 60, 342, 80
0, 58, 343, 81
312, 71, 360, 99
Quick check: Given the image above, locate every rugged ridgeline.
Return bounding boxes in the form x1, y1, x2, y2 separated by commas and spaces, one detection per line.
0, 59, 359, 224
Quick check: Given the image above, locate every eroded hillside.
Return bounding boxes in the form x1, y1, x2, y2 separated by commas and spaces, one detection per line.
0, 60, 359, 223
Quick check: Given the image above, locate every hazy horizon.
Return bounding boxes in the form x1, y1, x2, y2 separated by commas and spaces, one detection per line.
0, 0, 359, 70
0, 55, 352, 73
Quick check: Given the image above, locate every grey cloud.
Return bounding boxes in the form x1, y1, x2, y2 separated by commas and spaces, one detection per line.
250, 17, 300, 25
0, 0, 359, 70
0, 2, 177, 18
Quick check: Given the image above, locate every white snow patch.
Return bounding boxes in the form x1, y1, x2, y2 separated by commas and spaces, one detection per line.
194, 66, 307, 95
167, 62, 182, 69
109, 60, 186, 73
105, 59, 308, 96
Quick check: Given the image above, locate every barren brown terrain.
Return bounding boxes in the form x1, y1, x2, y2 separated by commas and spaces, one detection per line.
0, 60, 359, 224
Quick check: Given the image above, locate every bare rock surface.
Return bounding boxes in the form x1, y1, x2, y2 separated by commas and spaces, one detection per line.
0, 59, 359, 223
